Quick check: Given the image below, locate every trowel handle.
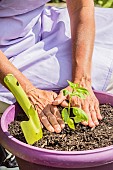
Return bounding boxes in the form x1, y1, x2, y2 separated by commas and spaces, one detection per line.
4, 74, 31, 117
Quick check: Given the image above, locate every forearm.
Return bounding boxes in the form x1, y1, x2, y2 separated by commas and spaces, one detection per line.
0, 50, 34, 93
66, 0, 95, 83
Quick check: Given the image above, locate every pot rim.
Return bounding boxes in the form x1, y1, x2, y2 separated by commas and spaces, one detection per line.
1, 90, 113, 155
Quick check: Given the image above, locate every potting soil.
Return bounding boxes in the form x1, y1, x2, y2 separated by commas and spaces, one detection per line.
8, 104, 113, 151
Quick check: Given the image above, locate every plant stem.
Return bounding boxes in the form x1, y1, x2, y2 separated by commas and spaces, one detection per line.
68, 97, 71, 116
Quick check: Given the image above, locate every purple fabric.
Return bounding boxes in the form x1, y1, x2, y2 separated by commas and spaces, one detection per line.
0, 2, 113, 104
0, 0, 50, 16
92, 8, 113, 91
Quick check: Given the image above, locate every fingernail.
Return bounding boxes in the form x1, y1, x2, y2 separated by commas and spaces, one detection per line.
90, 122, 95, 127
52, 101, 58, 105
55, 126, 61, 133
94, 120, 99, 126
50, 127, 54, 132
56, 127, 61, 132
99, 116, 102, 120
61, 124, 65, 129
82, 121, 88, 126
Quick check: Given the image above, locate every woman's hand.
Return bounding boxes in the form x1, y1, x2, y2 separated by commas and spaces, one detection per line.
27, 88, 65, 133
53, 79, 102, 128
64, 0, 97, 127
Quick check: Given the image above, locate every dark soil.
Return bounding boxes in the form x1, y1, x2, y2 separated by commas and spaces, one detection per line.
8, 104, 113, 151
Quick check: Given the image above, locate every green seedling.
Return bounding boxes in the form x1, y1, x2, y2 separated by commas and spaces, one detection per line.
4, 74, 43, 145
61, 80, 89, 130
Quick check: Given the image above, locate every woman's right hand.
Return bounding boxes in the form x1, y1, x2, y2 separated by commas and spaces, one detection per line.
53, 79, 102, 128
27, 88, 65, 133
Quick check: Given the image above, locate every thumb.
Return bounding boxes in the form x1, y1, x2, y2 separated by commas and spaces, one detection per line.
60, 100, 69, 107
52, 91, 66, 105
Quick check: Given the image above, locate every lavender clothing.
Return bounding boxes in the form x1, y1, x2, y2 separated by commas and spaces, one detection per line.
0, 1, 113, 104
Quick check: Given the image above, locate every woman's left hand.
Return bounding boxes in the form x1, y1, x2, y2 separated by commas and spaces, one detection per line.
27, 88, 65, 133
52, 80, 102, 127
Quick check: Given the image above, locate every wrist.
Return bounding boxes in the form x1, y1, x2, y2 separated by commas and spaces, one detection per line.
72, 76, 91, 87
25, 84, 36, 95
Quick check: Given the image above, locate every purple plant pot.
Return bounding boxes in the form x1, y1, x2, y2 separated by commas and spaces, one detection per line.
0, 91, 113, 170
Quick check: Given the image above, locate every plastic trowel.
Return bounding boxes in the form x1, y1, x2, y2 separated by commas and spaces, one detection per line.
4, 74, 43, 145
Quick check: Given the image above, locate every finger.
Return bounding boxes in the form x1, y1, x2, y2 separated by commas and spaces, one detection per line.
28, 94, 45, 108
37, 108, 55, 132
90, 107, 99, 126
52, 92, 58, 99
43, 105, 62, 133
48, 113, 62, 133
71, 97, 81, 107
28, 95, 36, 105
82, 121, 88, 126
29, 96, 44, 110
34, 102, 44, 111
91, 93, 102, 121
51, 106, 65, 129
52, 91, 66, 105
60, 100, 69, 107
82, 105, 95, 127
95, 103, 102, 120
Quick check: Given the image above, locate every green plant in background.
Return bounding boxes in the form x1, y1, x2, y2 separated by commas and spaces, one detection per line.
94, 0, 113, 7
61, 81, 89, 130
50, 0, 113, 8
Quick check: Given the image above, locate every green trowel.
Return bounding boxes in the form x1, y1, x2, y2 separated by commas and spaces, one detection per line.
4, 74, 43, 145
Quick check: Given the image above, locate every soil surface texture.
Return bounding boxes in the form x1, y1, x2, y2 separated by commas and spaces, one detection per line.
8, 104, 113, 151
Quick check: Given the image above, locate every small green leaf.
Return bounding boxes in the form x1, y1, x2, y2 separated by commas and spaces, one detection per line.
76, 87, 89, 96
71, 87, 89, 99
61, 108, 69, 122
62, 80, 90, 130
73, 107, 88, 123
63, 89, 71, 96
71, 92, 86, 99
67, 80, 78, 89
67, 118, 75, 130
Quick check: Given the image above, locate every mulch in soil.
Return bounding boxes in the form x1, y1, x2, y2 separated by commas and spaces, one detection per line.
8, 104, 113, 151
